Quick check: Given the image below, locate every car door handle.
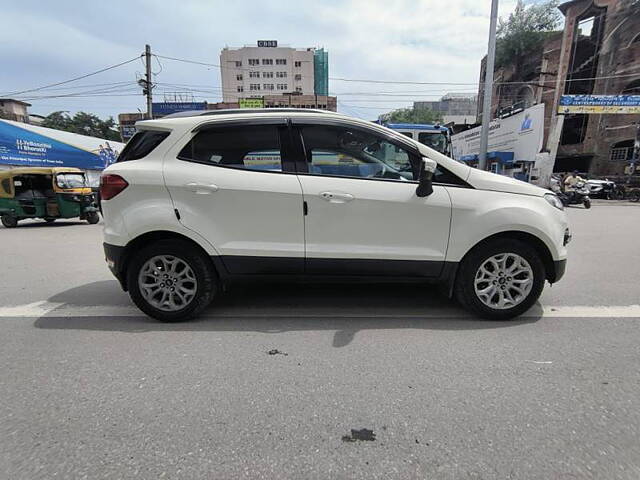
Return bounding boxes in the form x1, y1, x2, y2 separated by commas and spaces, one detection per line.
319, 191, 355, 203
185, 182, 219, 194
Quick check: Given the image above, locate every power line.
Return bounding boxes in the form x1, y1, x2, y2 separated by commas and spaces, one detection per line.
0, 56, 142, 97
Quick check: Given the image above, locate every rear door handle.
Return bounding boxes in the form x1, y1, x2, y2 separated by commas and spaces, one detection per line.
185, 182, 219, 194
319, 191, 354, 203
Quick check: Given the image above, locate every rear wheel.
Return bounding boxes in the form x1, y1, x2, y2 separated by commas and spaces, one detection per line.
127, 240, 217, 322
583, 197, 591, 209
1, 215, 18, 228
86, 212, 100, 224
455, 239, 545, 320
630, 190, 640, 203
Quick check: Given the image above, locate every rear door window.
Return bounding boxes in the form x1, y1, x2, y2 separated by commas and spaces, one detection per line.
117, 130, 170, 162
178, 125, 285, 172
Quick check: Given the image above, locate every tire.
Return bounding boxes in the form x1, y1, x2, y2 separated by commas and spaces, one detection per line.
1, 215, 18, 228
127, 239, 217, 322
583, 198, 591, 209
85, 212, 100, 224
630, 191, 640, 203
44, 218, 56, 223
454, 239, 546, 320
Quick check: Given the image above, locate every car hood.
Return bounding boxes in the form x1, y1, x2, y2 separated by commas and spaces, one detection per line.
466, 167, 550, 197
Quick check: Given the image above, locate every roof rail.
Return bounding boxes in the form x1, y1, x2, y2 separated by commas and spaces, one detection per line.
162, 108, 335, 119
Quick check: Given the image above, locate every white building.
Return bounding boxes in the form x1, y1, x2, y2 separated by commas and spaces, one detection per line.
220, 41, 317, 102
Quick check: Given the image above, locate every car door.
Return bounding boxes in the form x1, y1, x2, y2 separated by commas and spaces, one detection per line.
292, 121, 452, 276
163, 120, 305, 274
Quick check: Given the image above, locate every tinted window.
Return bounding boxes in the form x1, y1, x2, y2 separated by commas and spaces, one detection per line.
300, 125, 416, 181
178, 125, 282, 172
117, 130, 170, 162
418, 132, 448, 154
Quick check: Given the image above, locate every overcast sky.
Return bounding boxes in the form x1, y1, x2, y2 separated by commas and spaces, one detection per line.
0, 0, 523, 122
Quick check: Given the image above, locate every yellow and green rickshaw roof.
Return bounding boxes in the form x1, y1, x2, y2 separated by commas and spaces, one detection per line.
0, 167, 85, 180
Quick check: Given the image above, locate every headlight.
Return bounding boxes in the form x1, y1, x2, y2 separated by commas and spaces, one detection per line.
544, 193, 564, 210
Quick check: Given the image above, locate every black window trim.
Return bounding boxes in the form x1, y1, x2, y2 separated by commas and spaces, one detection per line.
176, 120, 298, 175
289, 121, 471, 188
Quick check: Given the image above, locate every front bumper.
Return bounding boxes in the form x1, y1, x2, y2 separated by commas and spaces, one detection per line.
103, 242, 127, 290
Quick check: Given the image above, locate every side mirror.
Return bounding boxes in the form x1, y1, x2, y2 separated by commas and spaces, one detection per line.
416, 157, 437, 197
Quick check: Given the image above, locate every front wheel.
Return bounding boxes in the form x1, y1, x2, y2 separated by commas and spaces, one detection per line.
583, 197, 591, 209
630, 191, 640, 203
127, 240, 217, 322
454, 239, 546, 320
1, 215, 18, 228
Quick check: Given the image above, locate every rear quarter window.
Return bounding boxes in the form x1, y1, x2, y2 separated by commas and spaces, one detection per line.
117, 130, 170, 162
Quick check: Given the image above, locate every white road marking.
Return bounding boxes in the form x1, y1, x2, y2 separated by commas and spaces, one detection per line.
0, 303, 640, 318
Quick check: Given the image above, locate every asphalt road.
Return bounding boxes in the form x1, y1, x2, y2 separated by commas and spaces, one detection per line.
1, 203, 640, 479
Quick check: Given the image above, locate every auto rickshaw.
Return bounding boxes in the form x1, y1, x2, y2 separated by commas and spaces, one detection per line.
0, 167, 100, 228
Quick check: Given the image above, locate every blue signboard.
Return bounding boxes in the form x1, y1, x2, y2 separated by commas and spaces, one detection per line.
0, 120, 114, 169
559, 95, 640, 114
152, 102, 207, 116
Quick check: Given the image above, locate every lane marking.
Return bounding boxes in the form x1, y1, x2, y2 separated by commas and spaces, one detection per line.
1, 303, 640, 318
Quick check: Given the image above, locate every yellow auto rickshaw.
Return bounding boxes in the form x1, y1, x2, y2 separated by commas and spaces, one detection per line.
0, 167, 100, 228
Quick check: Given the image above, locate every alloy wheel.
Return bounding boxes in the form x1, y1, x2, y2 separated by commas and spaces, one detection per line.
474, 253, 534, 310
138, 255, 198, 311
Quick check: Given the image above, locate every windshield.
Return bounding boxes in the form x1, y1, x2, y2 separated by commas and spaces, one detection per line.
56, 173, 86, 189
418, 132, 449, 155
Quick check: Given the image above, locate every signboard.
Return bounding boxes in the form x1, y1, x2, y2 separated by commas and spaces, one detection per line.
558, 95, 640, 114
120, 124, 137, 140
257, 40, 277, 47
152, 102, 207, 116
239, 98, 265, 108
452, 103, 545, 163
0, 119, 124, 170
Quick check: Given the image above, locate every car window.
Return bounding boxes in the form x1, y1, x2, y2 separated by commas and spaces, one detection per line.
300, 125, 416, 181
117, 130, 169, 162
178, 125, 282, 172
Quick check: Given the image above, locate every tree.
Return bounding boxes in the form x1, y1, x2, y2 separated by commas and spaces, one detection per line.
42, 111, 120, 141
495, 0, 562, 71
379, 107, 443, 124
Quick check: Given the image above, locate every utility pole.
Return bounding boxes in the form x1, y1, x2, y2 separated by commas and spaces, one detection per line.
478, 0, 499, 171
144, 44, 153, 119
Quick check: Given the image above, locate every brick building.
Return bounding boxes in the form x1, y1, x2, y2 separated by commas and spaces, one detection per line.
477, 0, 640, 176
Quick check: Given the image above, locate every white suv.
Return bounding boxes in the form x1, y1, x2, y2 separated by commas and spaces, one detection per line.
100, 109, 569, 321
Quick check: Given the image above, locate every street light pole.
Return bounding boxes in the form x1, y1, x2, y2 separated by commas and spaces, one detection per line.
145, 44, 153, 119
478, 0, 499, 171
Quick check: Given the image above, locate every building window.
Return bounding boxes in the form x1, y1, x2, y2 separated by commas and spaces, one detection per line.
263, 84, 274, 90
277, 84, 288, 90
249, 71, 260, 78
294, 74, 302, 81
276, 71, 287, 78
276, 59, 287, 65
610, 140, 635, 162
262, 59, 273, 65
263, 72, 273, 78
250, 84, 261, 91
248, 58, 259, 66
295, 86, 303, 92
294, 61, 301, 67
236, 74, 243, 81
235, 61, 242, 67
237, 86, 244, 92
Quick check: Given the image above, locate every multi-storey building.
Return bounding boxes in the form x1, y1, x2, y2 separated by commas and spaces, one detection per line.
477, 0, 640, 176
0, 99, 31, 123
220, 41, 329, 103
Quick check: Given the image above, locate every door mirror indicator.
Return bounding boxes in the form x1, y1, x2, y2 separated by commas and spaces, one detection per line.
416, 157, 437, 197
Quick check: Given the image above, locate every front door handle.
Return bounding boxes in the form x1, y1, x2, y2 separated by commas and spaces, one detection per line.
185, 182, 219, 194
319, 191, 355, 203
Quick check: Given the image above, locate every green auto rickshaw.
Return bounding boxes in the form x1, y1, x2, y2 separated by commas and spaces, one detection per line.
0, 167, 100, 228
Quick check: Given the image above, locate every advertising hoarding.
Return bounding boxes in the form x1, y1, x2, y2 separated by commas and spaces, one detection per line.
0, 119, 124, 170
239, 98, 265, 108
451, 103, 545, 163
152, 102, 207, 116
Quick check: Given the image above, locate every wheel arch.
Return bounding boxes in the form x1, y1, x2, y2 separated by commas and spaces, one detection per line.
442, 230, 557, 298
117, 230, 219, 291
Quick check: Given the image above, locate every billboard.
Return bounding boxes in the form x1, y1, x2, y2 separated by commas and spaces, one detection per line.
558, 95, 640, 114
152, 102, 207, 116
239, 98, 265, 108
0, 119, 124, 170
451, 103, 545, 162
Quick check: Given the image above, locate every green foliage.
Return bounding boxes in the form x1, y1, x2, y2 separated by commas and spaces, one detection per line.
495, 0, 562, 69
379, 107, 443, 124
42, 111, 120, 141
